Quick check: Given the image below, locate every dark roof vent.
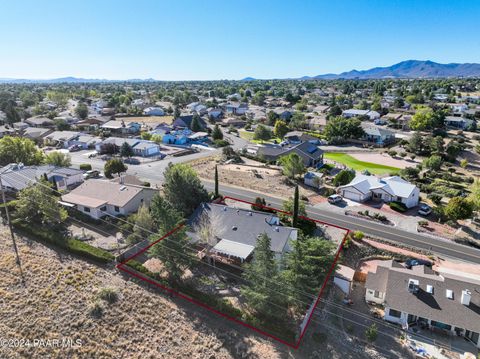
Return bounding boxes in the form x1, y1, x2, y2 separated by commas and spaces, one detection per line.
232, 226, 238, 231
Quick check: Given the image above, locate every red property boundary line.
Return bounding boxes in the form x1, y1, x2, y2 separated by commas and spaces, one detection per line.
116, 196, 350, 349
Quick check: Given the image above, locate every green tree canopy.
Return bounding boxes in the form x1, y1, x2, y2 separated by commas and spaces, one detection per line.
104, 158, 127, 178
212, 124, 223, 140
14, 179, 68, 229
423, 154, 443, 171
74, 102, 89, 120
0, 136, 44, 166
282, 235, 337, 310
444, 197, 474, 221
241, 233, 287, 318
148, 195, 192, 283
44, 151, 72, 167
278, 153, 305, 179
253, 124, 272, 142
324, 117, 364, 144
273, 120, 289, 139
333, 169, 355, 186
190, 114, 202, 132
120, 142, 134, 157
163, 163, 209, 216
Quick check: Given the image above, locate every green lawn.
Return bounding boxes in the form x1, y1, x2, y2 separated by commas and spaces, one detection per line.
239, 130, 281, 144
324, 152, 400, 175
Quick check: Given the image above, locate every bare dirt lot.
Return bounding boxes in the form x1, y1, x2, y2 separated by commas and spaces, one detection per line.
0, 228, 390, 358
349, 152, 418, 169
190, 156, 319, 199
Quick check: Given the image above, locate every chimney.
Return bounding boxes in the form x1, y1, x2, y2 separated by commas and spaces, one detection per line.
461, 290, 471, 306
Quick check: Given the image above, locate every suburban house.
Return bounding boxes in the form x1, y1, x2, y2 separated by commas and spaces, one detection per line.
162, 129, 190, 145
71, 134, 103, 149
256, 141, 324, 168
343, 109, 380, 120
186, 102, 207, 115
221, 117, 246, 127
61, 179, 156, 219
0, 163, 84, 192
361, 124, 396, 146
0, 125, 16, 138
172, 115, 206, 129
22, 127, 53, 142
95, 137, 160, 157
444, 116, 474, 130
272, 108, 293, 121
207, 108, 223, 120
187, 203, 298, 263
338, 175, 420, 208
307, 115, 328, 130
224, 102, 248, 116
100, 120, 141, 134
143, 107, 165, 116
25, 116, 54, 128
365, 260, 480, 349
44, 131, 82, 148
284, 131, 321, 145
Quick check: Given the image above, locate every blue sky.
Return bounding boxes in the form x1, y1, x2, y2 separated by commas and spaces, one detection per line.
1, 0, 479, 80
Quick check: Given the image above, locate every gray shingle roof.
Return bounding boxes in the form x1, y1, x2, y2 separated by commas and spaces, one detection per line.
187, 203, 297, 254
367, 260, 480, 333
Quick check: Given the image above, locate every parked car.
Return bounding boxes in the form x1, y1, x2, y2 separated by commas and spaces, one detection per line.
328, 194, 343, 204
68, 145, 82, 152
83, 170, 100, 179
405, 258, 432, 269
418, 204, 432, 216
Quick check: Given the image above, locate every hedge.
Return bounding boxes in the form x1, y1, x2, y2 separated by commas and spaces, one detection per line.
13, 221, 114, 264
79, 163, 92, 171
389, 201, 407, 213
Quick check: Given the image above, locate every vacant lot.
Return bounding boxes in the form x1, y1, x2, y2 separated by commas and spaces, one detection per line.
324, 153, 400, 175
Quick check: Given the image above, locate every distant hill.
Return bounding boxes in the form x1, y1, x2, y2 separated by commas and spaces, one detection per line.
311, 60, 480, 79
0, 77, 157, 84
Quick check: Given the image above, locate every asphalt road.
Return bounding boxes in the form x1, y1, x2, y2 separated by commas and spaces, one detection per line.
69, 137, 480, 264
202, 181, 480, 264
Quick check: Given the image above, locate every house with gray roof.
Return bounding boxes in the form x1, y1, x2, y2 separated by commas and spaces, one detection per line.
25, 116, 54, 128
444, 116, 474, 130
256, 141, 324, 168
338, 174, 419, 208
361, 124, 395, 146
187, 203, 298, 263
365, 260, 480, 348
0, 163, 84, 192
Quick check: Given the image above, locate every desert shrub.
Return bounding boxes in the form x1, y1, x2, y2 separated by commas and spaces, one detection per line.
80, 163, 92, 171
98, 287, 119, 304
389, 201, 407, 213
89, 301, 104, 318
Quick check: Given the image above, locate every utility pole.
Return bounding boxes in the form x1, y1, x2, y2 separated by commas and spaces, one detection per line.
0, 174, 25, 284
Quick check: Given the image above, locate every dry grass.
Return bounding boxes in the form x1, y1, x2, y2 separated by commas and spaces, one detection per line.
116, 115, 175, 125
0, 230, 282, 358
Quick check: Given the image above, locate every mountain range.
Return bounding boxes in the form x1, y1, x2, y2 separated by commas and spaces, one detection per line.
1, 60, 480, 83
242, 60, 480, 81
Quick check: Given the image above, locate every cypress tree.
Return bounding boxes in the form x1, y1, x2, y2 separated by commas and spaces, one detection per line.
293, 185, 299, 227
214, 165, 219, 198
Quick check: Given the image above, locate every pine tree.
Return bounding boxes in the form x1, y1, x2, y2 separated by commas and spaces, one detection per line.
212, 124, 223, 140
149, 195, 192, 284
241, 233, 287, 319
190, 114, 202, 132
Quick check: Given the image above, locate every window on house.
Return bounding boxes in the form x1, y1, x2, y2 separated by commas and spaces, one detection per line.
100, 206, 106, 211
388, 309, 402, 318
114, 206, 120, 212
83, 207, 90, 213
374, 290, 381, 298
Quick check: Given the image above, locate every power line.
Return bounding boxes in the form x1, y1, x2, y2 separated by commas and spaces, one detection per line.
8, 172, 462, 352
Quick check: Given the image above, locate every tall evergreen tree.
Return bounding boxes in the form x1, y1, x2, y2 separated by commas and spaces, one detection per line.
241, 233, 287, 318
149, 195, 192, 284
293, 185, 299, 227
214, 165, 219, 198
212, 124, 223, 140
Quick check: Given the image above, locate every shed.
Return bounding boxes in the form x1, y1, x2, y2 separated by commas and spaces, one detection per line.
334, 265, 355, 295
